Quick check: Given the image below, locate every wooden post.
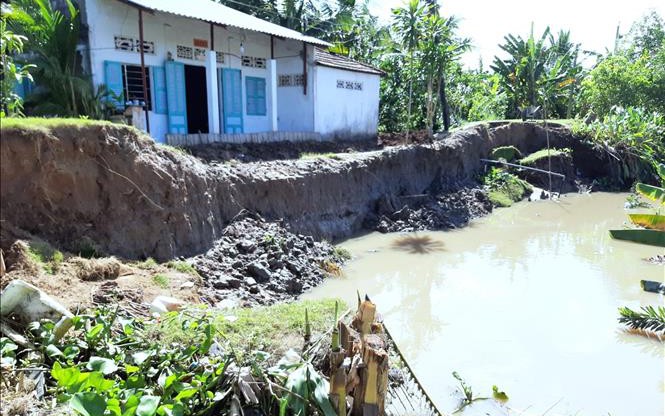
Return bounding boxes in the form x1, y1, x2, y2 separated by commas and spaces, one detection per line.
138, 9, 150, 134
210, 23, 215, 51
302, 41, 307, 95
270, 35, 274, 59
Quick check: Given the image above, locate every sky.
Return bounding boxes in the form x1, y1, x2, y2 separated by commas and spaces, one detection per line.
367, 0, 665, 68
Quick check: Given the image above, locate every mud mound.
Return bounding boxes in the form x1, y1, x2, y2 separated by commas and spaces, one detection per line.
194, 214, 344, 306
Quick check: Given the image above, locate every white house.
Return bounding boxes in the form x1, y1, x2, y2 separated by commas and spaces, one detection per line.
78, 0, 384, 143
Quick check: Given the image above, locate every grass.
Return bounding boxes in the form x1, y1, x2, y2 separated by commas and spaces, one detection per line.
490, 146, 522, 162
136, 257, 158, 270
0, 117, 114, 131
149, 299, 345, 363
166, 260, 199, 276
483, 168, 533, 207
519, 147, 571, 165
27, 241, 64, 274
159, 144, 191, 156
151, 273, 170, 289
299, 152, 342, 160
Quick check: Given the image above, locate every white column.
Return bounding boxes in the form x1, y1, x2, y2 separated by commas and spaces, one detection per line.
268, 59, 278, 132
206, 51, 220, 134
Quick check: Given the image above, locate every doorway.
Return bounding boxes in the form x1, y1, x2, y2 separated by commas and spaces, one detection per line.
184, 65, 209, 134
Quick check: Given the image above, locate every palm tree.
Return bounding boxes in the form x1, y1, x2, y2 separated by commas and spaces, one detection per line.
393, 0, 426, 138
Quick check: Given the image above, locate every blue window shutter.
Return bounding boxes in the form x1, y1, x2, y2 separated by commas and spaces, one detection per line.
104, 61, 124, 109
222, 68, 243, 133
246, 76, 266, 116
152, 66, 168, 114
165, 61, 187, 134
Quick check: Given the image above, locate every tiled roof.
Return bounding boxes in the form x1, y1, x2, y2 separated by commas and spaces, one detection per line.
313, 48, 385, 76
121, 0, 330, 47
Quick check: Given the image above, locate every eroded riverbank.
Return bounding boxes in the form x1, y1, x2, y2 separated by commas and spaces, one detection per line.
304, 193, 664, 415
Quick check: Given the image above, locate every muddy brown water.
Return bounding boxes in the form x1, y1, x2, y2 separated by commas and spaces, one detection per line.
304, 193, 664, 415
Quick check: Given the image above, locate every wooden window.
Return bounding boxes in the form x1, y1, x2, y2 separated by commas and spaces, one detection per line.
122, 64, 151, 110
245, 76, 266, 116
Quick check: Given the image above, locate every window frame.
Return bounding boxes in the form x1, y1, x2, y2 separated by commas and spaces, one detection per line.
245, 76, 267, 116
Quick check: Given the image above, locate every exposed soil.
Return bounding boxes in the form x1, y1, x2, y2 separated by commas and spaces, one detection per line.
189, 137, 382, 164
0, 121, 619, 263
194, 213, 345, 307
0, 233, 201, 313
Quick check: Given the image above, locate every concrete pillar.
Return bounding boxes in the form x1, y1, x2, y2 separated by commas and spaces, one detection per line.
268, 58, 278, 132
206, 51, 220, 134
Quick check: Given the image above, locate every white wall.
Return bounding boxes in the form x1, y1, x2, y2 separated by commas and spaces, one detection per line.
83, 0, 276, 141
313, 66, 380, 140
274, 40, 315, 132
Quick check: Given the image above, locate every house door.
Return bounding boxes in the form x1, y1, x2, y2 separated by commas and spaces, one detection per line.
220, 68, 243, 133
184, 65, 209, 134
165, 61, 187, 134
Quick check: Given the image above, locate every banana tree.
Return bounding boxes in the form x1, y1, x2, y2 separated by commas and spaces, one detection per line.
610, 164, 665, 246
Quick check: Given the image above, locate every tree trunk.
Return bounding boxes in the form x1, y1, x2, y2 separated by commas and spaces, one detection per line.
439, 75, 450, 132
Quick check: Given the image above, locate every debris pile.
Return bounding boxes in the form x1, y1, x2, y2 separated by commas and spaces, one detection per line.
366, 186, 492, 233
195, 214, 345, 306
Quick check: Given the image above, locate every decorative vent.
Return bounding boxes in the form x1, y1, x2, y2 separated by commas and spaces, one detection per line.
278, 74, 305, 87
114, 36, 155, 54
216, 52, 225, 64
114, 35, 134, 51
254, 57, 266, 69
136, 40, 155, 54
177, 45, 193, 60
278, 74, 292, 87
194, 48, 206, 61
241, 56, 267, 69
336, 79, 363, 91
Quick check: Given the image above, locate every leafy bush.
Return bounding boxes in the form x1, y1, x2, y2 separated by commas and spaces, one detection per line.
5, 301, 343, 416
572, 106, 664, 178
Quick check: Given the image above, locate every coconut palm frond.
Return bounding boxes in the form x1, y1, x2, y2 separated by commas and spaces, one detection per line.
618, 305, 665, 334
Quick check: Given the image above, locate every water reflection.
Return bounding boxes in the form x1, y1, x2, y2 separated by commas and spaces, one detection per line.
390, 234, 445, 254
305, 193, 664, 415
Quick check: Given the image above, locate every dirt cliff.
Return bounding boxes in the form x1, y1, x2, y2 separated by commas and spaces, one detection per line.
0, 121, 592, 260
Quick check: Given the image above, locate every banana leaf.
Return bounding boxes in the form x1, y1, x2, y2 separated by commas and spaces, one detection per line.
628, 214, 665, 231
636, 183, 665, 205
609, 229, 665, 247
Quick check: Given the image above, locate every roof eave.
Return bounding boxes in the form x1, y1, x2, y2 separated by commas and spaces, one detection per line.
314, 61, 385, 77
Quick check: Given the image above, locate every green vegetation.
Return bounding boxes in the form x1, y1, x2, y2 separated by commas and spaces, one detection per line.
519, 148, 571, 165
0, 300, 344, 416
152, 299, 343, 363
489, 146, 522, 162
136, 257, 157, 270
28, 241, 64, 274
332, 246, 352, 262
159, 144, 191, 157
0, 14, 33, 116
0, 116, 112, 130
299, 152, 342, 160
166, 260, 199, 276
151, 273, 170, 289
483, 168, 532, 207
1, 302, 342, 416
618, 305, 665, 335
